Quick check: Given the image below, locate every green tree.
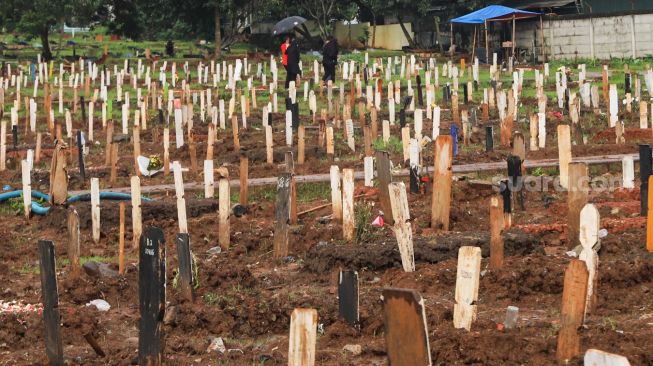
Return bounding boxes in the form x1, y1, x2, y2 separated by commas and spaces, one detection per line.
1, 0, 99, 61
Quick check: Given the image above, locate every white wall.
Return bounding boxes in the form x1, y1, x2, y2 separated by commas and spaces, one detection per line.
515, 12, 653, 60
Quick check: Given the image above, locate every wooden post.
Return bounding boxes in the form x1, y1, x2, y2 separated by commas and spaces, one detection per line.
163, 128, 170, 175
35, 132, 42, 163
38, 240, 64, 366
342, 168, 355, 241
330, 166, 342, 221
118, 202, 125, 275
49, 141, 68, 205
338, 271, 359, 327
133, 126, 141, 176
105, 121, 113, 165
138, 227, 166, 366
204, 160, 214, 198
173, 161, 188, 234
376, 150, 394, 225
431, 136, 453, 231
298, 125, 305, 165
218, 171, 230, 249
389, 182, 415, 272
453, 246, 482, 331
90, 177, 101, 243
556, 260, 589, 362
110, 143, 118, 185
382, 289, 432, 366
288, 309, 317, 366
232, 115, 240, 151
265, 125, 274, 164
568, 162, 589, 249
67, 208, 80, 279
326, 125, 334, 159
273, 172, 292, 257
622, 156, 635, 189
175, 233, 195, 302
21, 159, 31, 219
239, 153, 249, 206
584, 349, 631, 366
489, 196, 504, 269
131, 176, 142, 249
579, 204, 600, 315
558, 124, 572, 189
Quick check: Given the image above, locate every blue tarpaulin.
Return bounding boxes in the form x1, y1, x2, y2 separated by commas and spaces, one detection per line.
450, 5, 539, 24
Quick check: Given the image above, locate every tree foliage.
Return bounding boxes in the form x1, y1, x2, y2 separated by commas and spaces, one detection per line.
1, 0, 99, 60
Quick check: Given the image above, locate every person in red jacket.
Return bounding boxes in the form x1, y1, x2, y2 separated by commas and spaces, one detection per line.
281, 36, 290, 71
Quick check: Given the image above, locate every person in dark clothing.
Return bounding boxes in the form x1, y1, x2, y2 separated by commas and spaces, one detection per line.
322, 35, 338, 83
285, 36, 301, 89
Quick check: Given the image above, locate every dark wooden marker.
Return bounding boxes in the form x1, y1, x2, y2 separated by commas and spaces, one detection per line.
38, 240, 64, 366
338, 270, 359, 327
139, 227, 166, 366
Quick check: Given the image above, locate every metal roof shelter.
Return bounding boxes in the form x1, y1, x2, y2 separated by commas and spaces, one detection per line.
450, 5, 540, 63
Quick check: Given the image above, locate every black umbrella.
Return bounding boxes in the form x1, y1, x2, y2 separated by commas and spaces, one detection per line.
272, 16, 307, 36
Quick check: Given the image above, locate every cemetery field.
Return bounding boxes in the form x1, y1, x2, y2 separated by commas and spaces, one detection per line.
0, 52, 652, 366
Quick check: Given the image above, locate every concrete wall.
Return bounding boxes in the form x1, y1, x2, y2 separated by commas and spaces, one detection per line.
514, 12, 653, 60
334, 22, 413, 50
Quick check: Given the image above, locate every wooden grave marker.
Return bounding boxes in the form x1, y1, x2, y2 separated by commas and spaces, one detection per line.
288, 308, 318, 366
119, 202, 126, 275
556, 259, 588, 362
489, 196, 504, 269
131, 176, 143, 249
453, 246, 481, 331
67, 207, 81, 279
218, 169, 230, 248
389, 182, 415, 272
568, 162, 589, 249
382, 288, 431, 366
91, 177, 101, 243
330, 166, 342, 221
139, 227, 166, 366
431, 135, 453, 232
342, 168, 355, 241
274, 172, 292, 257
338, 270, 359, 327
579, 204, 600, 315
175, 233, 195, 302
584, 349, 631, 366
38, 240, 64, 366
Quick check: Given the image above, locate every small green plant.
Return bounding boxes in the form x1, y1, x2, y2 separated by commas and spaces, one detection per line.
354, 202, 382, 244
531, 167, 544, 177
372, 136, 402, 155
602, 317, 618, 331
204, 292, 219, 306
546, 323, 561, 338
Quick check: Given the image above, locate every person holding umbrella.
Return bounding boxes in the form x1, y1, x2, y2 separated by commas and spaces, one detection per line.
280, 36, 290, 71
285, 35, 301, 89
322, 35, 339, 83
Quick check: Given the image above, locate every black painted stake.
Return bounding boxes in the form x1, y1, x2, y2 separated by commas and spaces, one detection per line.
12, 125, 18, 149
416, 75, 423, 107
500, 179, 512, 214
507, 155, 524, 211
38, 240, 64, 366
410, 165, 420, 194
175, 233, 194, 302
485, 126, 493, 152
338, 270, 359, 328
139, 227, 166, 366
77, 130, 85, 182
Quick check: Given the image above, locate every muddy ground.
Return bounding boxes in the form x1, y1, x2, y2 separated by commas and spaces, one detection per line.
1, 80, 653, 365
